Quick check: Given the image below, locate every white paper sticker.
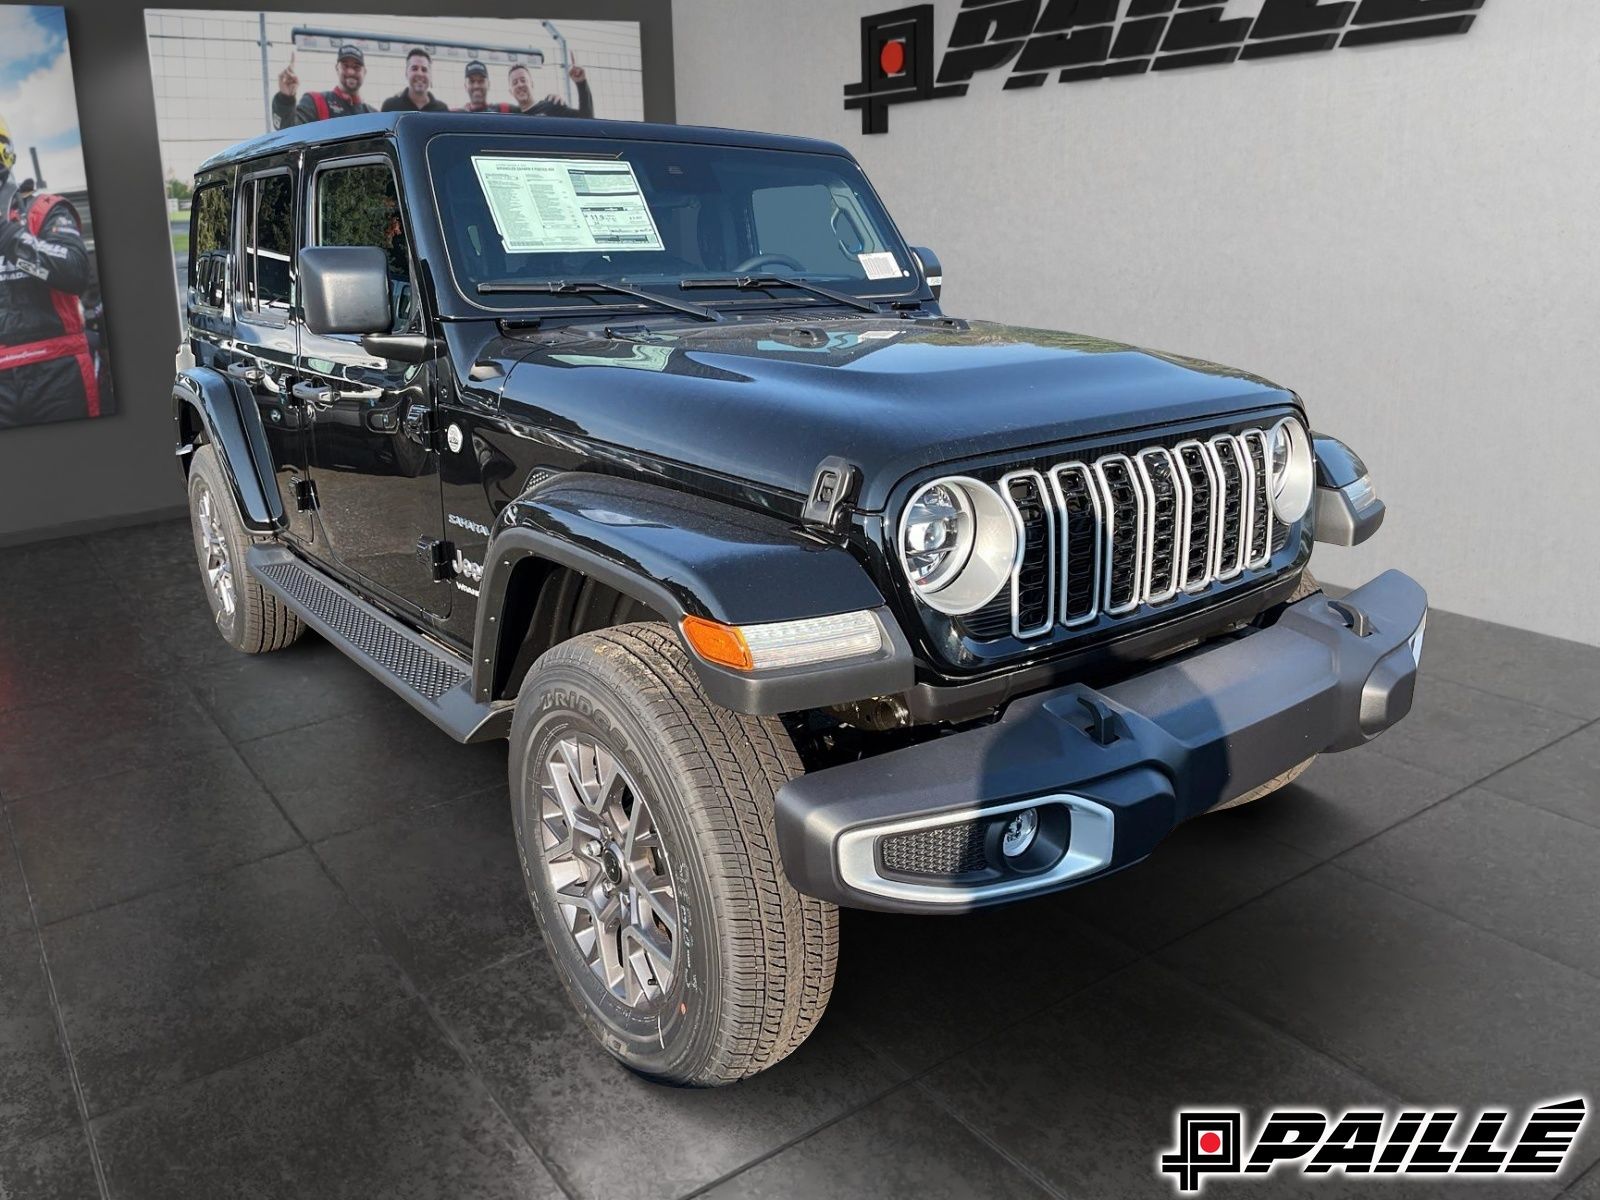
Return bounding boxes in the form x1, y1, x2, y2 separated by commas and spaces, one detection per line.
857, 251, 900, 280
471, 156, 665, 254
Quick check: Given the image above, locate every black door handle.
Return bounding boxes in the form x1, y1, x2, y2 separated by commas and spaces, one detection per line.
402, 403, 434, 445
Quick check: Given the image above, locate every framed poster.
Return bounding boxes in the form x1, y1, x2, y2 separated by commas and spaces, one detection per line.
144, 10, 644, 297
0, 4, 114, 430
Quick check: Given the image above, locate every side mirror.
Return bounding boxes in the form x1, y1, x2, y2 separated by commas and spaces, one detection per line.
299, 245, 392, 335
911, 245, 942, 301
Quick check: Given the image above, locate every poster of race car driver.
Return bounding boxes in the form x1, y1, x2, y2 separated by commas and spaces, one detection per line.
0, 6, 114, 431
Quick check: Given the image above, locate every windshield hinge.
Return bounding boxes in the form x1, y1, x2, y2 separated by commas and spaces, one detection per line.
803, 456, 861, 532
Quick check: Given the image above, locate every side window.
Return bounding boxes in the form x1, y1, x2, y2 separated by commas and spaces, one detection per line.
313, 161, 414, 333
241, 172, 294, 319
188, 182, 231, 310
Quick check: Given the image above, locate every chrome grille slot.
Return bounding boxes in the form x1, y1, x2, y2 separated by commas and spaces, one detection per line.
1001, 470, 1055, 639
1134, 448, 1183, 604
1209, 435, 1247, 580
1241, 430, 1273, 570
944, 421, 1299, 644
1175, 441, 1218, 593
1049, 464, 1101, 627
1095, 455, 1144, 615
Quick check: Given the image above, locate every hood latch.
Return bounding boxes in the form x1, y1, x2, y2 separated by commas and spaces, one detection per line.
803, 456, 862, 533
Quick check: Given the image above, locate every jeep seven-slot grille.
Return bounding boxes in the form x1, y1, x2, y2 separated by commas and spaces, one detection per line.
973, 426, 1283, 642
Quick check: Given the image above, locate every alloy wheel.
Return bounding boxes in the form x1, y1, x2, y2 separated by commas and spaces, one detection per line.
195, 481, 236, 623
538, 734, 678, 1011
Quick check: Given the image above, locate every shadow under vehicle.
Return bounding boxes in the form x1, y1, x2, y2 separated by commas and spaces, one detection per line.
171, 112, 1423, 1086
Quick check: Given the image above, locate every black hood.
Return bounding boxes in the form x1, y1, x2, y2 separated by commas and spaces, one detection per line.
497, 316, 1294, 510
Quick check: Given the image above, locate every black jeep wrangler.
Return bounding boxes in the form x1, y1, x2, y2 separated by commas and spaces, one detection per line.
174, 112, 1424, 1086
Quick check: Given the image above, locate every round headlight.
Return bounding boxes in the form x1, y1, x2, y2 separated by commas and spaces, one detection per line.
897, 477, 1019, 615
1267, 418, 1314, 524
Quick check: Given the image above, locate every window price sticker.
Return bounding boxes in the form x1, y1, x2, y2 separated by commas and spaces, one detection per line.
472, 156, 665, 254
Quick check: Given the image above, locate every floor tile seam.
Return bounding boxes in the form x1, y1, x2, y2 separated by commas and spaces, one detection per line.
905, 1077, 1073, 1200
1316, 859, 1600, 989
306, 783, 513, 850
30, 841, 309, 933
0, 689, 240, 807
1, 802, 113, 1200
1323, 715, 1600, 863
79, 995, 425, 1130
1475, 776, 1600, 833
1417, 667, 1600, 723
670, 1075, 930, 1200
1558, 1157, 1599, 1198
1362, 704, 1598, 784
299, 837, 584, 1200
412, 942, 545, 998
0, 737, 281, 812
879, 949, 1157, 1084
224, 725, 317, 847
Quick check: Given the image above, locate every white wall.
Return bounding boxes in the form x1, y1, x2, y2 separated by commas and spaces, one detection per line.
674, 0, 1600, 647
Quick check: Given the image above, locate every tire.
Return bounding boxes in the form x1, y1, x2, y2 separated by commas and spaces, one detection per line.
186, 445, 304, 655
1212, 568, 1322, 811
509, 623, 838, 1086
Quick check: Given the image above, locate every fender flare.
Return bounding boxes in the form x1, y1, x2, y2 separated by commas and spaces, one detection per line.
472, 474, 915, 715
173, 366, 285, 534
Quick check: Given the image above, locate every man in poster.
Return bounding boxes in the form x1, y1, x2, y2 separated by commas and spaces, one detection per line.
272, 44, 374, 127
0, 115, 99, 429
381, 47, 448, 113
509, 60, 594, 117
458, 60, 514, 113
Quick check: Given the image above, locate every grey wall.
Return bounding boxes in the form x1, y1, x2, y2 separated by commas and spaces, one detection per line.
0, 0, 674, 547
674, 0, 1599, 647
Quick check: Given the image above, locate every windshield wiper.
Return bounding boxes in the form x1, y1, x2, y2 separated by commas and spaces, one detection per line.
679, 274, 880, 313
476, 279, 719, 322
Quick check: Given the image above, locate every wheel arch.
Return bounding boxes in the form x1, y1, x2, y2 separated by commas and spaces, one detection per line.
173, 366, 285, 534
472, 474, 913, 715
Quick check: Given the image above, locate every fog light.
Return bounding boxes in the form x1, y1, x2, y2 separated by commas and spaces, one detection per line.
1001, 808, 1039, 859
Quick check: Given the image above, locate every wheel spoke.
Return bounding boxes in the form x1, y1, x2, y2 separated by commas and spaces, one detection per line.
537, 732, 676, 1014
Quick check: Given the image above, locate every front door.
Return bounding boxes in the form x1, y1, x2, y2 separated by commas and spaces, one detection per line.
296, 146, 448, 617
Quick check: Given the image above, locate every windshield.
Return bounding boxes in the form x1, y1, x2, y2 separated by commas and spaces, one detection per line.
426, 133, 921, 314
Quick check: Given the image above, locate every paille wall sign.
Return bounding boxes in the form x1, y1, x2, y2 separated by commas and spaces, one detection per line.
845, 0, 1486, 133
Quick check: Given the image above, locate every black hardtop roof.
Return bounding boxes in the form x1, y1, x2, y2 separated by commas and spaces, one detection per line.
196, 112, 850, 175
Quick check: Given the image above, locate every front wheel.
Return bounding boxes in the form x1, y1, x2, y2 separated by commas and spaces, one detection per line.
509, 624, 837, 1086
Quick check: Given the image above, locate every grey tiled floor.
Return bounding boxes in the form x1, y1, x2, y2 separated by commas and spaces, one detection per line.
1, 520, 1598, 1199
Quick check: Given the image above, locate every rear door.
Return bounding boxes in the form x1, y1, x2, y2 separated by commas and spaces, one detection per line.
229, 159, 314, 545
295, 144, 449, 617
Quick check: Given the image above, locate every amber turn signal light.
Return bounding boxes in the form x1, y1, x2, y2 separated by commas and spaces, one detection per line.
680, 615, 753, 671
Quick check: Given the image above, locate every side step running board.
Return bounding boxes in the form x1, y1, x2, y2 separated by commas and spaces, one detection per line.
246, 545, 511, 743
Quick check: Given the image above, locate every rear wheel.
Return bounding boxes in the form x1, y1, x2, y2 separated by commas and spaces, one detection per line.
509, 623, 837, 1086
186, 445, 303, 654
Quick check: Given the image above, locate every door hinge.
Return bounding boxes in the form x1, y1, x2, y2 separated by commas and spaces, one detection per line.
293, 478, 319, 511
416, 536, 455, 582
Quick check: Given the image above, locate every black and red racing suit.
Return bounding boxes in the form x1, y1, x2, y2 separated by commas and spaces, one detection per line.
0, 191, 97, 429
271, 87, 374, 128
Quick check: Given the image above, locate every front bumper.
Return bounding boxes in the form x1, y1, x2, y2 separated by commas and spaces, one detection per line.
775, 570, 1427, 913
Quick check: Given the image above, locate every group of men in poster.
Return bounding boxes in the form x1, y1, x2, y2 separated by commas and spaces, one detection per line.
271, 43, 594, 128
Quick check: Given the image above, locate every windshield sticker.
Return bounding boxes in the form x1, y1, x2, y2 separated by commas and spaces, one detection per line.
471, 156, 665, 254
857, 251, 901, 280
